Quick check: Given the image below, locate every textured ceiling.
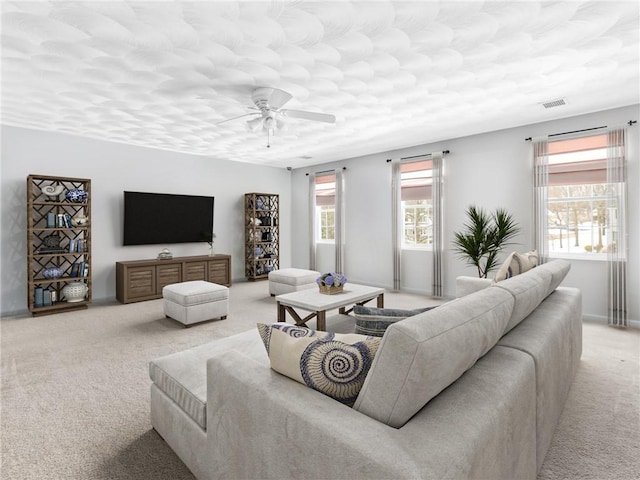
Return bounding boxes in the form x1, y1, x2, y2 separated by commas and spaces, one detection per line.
1, 1, 639, 168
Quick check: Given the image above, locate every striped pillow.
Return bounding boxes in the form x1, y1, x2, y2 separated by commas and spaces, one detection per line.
494, 250, 537, 282
354, 306, 436, 337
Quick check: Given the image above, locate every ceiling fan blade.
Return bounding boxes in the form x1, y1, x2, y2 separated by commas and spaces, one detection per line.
281, 109, 336, 123
268, 88, 293, 109
216, 112, 260, 125
252, 87, 292, 110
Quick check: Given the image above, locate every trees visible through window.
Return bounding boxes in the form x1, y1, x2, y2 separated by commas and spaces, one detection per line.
318, 205, 335, 241
545, 134, 616, 256
401, 161, 433, 247
315, 174, 335, 242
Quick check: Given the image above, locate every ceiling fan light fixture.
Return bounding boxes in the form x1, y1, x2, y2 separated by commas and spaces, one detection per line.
263, 115, 276, 131
246, 117, 262, 132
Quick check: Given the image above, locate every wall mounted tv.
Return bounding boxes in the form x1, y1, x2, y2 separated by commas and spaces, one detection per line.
123, 191, 214, 246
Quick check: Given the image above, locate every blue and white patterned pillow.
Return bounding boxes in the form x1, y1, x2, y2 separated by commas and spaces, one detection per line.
353, 306, 437, 337
256, 323, 380, 406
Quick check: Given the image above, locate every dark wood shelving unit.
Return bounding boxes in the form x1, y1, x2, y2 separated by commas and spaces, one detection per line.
244, 193, 279, 280
27, 174, 92, 316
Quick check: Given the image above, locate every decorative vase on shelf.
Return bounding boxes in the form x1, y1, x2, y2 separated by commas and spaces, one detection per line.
65, 188, 87, 203
71, 215, 89, 226
61, 282, 88, 303
42, 266, 63, 279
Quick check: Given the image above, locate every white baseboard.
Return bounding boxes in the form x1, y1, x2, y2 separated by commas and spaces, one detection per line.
583, 314, 640, 329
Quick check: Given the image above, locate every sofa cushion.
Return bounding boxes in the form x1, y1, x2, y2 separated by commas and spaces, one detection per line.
492, 265, 554, 334
353, 287, 515, 428
149, 329, 267, 430
536, 259, 571, 296
497, 286, 582, 471
259, 323, 380, 406
494, 251, 537, 282
353, 305, 436, 336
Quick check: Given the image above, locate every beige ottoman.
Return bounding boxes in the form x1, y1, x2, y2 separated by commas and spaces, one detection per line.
268, 268, 320, 296
163, 281, 229, 326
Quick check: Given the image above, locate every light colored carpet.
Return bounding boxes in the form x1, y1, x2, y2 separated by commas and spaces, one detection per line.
1, 281, 638, 479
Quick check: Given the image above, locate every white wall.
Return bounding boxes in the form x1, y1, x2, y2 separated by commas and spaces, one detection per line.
1, 126, 292, 316
291, 105, 640, 323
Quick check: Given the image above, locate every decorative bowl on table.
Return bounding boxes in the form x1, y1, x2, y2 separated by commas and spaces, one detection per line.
316, 272, 347, 295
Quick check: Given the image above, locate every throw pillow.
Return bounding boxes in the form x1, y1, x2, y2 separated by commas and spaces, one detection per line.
257, 323, 372, 353
257, 322, 331, 353
257, 323, 380, 406
525, 249, 539, 267
494, 250, 537, 282
353, 306, 437, 337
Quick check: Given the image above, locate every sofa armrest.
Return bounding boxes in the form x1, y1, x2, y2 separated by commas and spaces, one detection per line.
205, 350, 421, 480
455, 275, 493, 297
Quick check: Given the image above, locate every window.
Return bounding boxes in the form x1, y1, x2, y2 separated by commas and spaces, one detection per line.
544, 134, 615, 256
315, 174, 335, 242
400, 160, 433, 248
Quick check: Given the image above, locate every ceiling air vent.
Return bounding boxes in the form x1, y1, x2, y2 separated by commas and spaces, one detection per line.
541, 98, 567, 109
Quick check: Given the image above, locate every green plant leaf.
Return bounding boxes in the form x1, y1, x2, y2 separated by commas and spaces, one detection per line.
452, 205, 521, 278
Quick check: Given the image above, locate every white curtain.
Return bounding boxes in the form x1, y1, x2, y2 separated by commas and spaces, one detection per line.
606, 128, 628, 327
533, 138, 550, 263
391, 159, 402, 291
334, 169, 345, 273
431, 152, 443, 297
308, 172, 316, 270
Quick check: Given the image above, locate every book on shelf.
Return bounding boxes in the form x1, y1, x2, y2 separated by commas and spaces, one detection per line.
70, 263, 80, 277
64, 213, 72, 228
76, 239, 83, 253
68, 239, 76, 253
46, 212, 55, 228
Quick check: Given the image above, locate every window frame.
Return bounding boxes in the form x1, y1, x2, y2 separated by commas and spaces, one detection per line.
400, 160, 433, 250
542, 133, 619, 260
314, 174, 336, 244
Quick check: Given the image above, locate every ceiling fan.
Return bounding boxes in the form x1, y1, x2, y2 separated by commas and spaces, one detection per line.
217, 87, 336, 147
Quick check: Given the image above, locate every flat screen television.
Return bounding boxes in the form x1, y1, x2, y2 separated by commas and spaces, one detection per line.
123, 191, 214, 246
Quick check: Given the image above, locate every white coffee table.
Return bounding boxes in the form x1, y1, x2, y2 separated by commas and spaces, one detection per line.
276, 283, 385, 331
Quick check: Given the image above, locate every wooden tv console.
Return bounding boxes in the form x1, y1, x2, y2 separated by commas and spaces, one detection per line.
115, 254, 231, 304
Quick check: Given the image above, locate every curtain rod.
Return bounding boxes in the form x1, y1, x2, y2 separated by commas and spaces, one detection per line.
385, 150, 450, 162
525, 120, 636, 141
305, 167, 346, 176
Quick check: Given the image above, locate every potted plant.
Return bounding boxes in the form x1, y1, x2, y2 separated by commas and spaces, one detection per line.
202, 232, 216, 256
316, 272, 348, 294
452, 205, 520, 278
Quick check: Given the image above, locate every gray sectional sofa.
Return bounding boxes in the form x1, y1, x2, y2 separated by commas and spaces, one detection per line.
149, 259, 581, 479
